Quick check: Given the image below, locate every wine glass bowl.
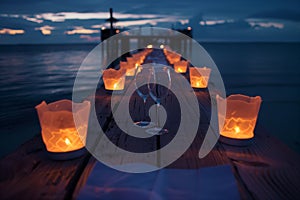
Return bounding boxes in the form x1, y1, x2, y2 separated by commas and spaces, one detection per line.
148, 66, 171, 105
147, 65, 171, 135
134, 65, 152, 127
135, 66, 151, 103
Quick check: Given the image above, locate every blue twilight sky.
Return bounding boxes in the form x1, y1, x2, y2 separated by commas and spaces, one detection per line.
0, 0, 300, 44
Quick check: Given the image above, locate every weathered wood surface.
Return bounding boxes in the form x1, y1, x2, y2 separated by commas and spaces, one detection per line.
220, 125, 300, 200
1, 49, 299, 200
73, 50, 300, 199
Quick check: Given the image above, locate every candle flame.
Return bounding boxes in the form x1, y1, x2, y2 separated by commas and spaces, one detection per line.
234, 126, 240, 134
113, 83, 118, 89
65, 138, 71, 145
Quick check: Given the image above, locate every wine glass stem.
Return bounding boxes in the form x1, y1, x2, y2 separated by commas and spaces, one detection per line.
156, 103, 160, 128
156, 103, 161, 167
143, 97, 146, 121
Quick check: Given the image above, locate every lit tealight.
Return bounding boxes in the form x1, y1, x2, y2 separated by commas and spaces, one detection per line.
189, 67, 211, 88
35, 99, 90, 159
216, 94, 262, 146
173, 60, 188, 73
121, 60, 136, 77
103, 68, 126, 90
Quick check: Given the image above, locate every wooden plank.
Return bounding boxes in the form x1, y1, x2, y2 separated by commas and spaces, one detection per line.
234, 163, 300, 200
71, 49, 244, 198
73, 49, 300, 199
0, 135, 87, 199
220, 125, 300, 199
71, 157, 97, 199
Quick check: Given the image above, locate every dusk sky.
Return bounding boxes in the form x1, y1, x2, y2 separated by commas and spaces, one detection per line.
0, 0, 300, 44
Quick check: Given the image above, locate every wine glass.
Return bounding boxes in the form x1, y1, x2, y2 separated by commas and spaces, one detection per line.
134, 65, 152, 127
147, 65, 171, 135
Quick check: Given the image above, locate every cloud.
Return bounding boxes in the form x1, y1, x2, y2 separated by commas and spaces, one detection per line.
1, 12, 174, 28
248, 21, 284, 29
35, 25, 55, 35
118, 17, 183, 27
0, 1, 299, 43
6, 12, 166, 23
22, 15, 43, 23
199, 19, 234, 26
0, 28, 24, 35
65, 26, 99, 35
80, 35, 99, 42
96, 16, 189, 28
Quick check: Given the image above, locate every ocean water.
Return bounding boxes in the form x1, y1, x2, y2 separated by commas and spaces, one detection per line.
0, 43, 299, 157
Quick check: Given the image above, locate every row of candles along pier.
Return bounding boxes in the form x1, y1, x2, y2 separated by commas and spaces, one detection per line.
103, 48, 211, 91
35, 48, 262, 159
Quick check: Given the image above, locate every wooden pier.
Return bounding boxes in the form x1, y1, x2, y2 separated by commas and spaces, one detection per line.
0, 49, 300, 199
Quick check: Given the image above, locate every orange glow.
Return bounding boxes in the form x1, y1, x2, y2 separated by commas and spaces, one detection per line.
174, 60, 188, 73
35, 100, 90, 153
119, 49, 151, 77
134, 53, 146, 61
217, 94, 262, 139
35, 25, 55, 35
164, 49, 181, 64
189, 67, 211, 88
103, 68, 126, 90
49, 128, 84, 152
120, 61, 136, 76
42, 29, 51, 35
0, 28, 24, 35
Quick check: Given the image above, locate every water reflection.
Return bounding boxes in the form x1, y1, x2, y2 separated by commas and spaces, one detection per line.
0, 44, 97, 129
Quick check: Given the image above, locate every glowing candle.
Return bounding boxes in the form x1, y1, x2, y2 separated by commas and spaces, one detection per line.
132, 54, 145, 65
119, 61, 136, 77
35, 99, 90, 159
189, 67, 211, 88
164, 50, 181, 64
217, 94, 262, 141
103, 68, 126, 90
126, 57, 138, 65
120, 57, 139, 76
167, 54, 181, 64
174, 60, 188, 73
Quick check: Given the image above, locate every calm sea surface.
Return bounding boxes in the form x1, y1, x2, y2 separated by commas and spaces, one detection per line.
0, 43, 299, 157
